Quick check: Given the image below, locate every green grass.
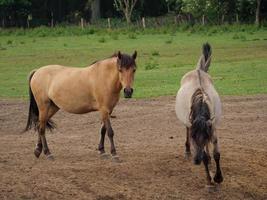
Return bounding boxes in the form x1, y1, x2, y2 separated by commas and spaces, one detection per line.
0, 27, 267, 99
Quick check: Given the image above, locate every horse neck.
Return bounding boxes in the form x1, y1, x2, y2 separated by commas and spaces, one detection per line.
94, 58, 122, 94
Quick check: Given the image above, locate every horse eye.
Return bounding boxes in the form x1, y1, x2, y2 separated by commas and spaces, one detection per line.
133, 69, 136, 73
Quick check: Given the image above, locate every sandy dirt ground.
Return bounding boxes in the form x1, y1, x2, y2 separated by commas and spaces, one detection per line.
0, 95, 267, 200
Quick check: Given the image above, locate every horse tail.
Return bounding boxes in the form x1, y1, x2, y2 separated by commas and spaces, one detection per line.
197, 43, 212, 72
190, 89, 212, 143
24, 70, 56, 132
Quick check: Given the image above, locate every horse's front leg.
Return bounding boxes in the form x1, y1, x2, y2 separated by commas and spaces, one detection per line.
203, 151, 212, 186
98, 124, 106, 154
100, 110, 119, 161
212, 134, 223, 184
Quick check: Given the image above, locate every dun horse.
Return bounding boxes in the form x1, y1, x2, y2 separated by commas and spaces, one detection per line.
24, 51, 137, 161
175, 43, 223, 186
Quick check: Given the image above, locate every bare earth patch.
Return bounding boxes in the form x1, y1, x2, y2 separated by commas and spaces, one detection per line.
0, 95, 267, 200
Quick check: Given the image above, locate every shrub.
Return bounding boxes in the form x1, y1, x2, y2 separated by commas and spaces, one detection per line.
128, 33, 137, 39
98, 37, 106, 43
151, 50, 160, 56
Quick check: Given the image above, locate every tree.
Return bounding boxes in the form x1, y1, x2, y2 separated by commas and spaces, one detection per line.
114, 0, 138, 23
0, 0, 31, 27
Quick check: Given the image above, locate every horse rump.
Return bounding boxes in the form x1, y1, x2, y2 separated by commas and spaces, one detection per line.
23, 71, 56, 132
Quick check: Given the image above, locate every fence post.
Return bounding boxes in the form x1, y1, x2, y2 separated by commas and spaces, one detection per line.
202, 15, 205, 25
142, 17, 146, 29
221, 14, 225, 24
174, 16, 177, 25
236, 14, 239, 24
81, 18, 84, 29
51, 12, 54, 27
108, 18, 111, 29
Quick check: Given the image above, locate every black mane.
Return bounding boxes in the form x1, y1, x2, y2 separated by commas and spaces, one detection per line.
112, 52, 136, 69
90, 52, 136, 69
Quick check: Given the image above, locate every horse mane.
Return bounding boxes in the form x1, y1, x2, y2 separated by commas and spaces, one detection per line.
90, 53, 136, 69
190, 88, 213, 143
112, 52, 136, 69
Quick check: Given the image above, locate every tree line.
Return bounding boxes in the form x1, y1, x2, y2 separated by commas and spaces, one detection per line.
0, 0, 266, 28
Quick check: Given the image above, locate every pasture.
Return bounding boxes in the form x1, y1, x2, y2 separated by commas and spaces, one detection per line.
0, 27, 267, 200
0, 27, 267, 98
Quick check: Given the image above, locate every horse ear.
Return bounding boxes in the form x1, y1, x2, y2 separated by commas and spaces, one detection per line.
118, 51, 122, 60
132, 50, 137, 60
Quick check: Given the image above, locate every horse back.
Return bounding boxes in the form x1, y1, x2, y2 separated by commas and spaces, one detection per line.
175, 70, 222, 127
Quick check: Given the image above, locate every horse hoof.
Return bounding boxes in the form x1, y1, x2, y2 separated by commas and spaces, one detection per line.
100, 153, 110, 160
46, 154, 55, 161
214, 173, 223, 184
111, 155, 121, 163
205, 184, 217, 192
34, 149, 42, 158
184, 152, 191, 160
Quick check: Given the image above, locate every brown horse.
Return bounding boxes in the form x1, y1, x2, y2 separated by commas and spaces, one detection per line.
24, 51, 137, 161
175, 43, 223, 186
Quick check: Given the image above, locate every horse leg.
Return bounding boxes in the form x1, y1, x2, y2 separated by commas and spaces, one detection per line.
185, 127, 191, 159
212, 134, 223, 184
203, 151, 213, 186
205, 144, 211, 164
98, 124, 106, 154
34, 133, 42, 158
38, 104, 54, 160
100, 110, 117, 157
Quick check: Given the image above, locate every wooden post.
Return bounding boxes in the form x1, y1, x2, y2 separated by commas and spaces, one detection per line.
174, 16, 177, 25
81, 18, 84, 29
108, 18, 111, 29
142, 17, 146, 29
2, 18, 5, 28
202, 15, 205, 25
221, 14, 225, 24
27, 14, 32, 28
51, 12, 54, 27
236, 14, 239, 24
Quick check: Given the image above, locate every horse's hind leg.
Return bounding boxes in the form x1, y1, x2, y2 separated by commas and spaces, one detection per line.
185, 127, 191, 159
34, 103, 58, 159
212, 134, 223, 183
38, 103, 56, 160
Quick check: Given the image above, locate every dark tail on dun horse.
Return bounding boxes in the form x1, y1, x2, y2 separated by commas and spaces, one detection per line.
25, 71, 56, 132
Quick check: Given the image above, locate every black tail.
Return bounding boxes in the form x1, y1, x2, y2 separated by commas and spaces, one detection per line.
24, 71, 56, 132
197, 43, 212, 72
202, 43, 211, 62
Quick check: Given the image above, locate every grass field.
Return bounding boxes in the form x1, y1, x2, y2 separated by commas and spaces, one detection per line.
0, 27, 267, 98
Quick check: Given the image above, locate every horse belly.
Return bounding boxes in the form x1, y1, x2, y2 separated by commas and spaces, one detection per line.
49, 87, 98, 114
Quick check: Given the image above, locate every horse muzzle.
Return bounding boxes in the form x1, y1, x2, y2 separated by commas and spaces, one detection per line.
124, 88, 133, 98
